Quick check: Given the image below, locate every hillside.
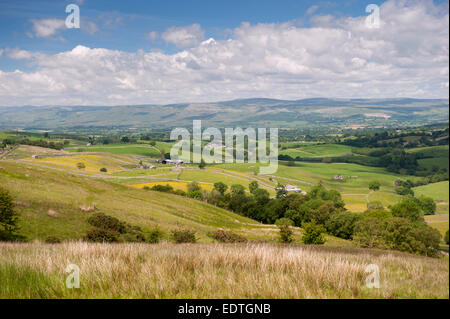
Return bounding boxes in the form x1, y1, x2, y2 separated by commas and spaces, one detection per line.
0, 98, 448, 130
1, 242, 448, 298
0, 160, 288, 242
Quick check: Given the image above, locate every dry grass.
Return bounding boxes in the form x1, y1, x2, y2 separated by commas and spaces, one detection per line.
0, 242, 447, 299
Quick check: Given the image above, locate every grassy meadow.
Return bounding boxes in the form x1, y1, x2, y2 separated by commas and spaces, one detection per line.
0, 242, 447, 299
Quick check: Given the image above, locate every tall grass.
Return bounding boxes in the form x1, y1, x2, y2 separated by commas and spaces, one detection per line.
0, 242, 448, 299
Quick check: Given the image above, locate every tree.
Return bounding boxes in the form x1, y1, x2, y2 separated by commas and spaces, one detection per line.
445, 230, 449, 245
276, 218, 294, 243
369, 181, 381, 191
325, 212, 361, 240
301, 221, 326, 245
230, 184, 245, 196
0, 187, 19, 238
213, 182, 228, 195
416, 196, 436, 215
391, 198, 423, 222
249, 181, 259, 195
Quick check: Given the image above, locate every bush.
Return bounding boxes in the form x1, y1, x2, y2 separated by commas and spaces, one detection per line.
445, 230, 449, 245
45, 236, 61, 244
85, 228, 119, 242
151, 184, 174, 193
275, 218, 294, 243
187, 182, 201, 193
301, 221, 326, 245
147, 228, 164, 243
171, 229, 197, 243
369, 181, 381, 191
395, 186, 414, 196
87, 213, 127, 233
187, 190, 203, 200
100, 167, 107, 173
212, 230, 247, 243
77, 162, 86, 169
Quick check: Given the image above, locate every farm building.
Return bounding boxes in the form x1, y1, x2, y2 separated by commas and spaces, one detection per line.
285, 184, 302, 193
31, 155, 39, 159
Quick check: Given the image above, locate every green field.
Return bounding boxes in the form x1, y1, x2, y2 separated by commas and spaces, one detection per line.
66, 144, 161, 157
280, 144, 352, 158
1, 160, 327, 243
413, 181, 449, 202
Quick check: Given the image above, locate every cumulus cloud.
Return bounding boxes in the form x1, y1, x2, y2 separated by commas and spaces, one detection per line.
0, 0, 448, 106
161, 24, 205, 48
30, 19, 66, 38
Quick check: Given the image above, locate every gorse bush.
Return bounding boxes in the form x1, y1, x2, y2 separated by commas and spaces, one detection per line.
87, 213, 127, 234
171, 229, 197, 243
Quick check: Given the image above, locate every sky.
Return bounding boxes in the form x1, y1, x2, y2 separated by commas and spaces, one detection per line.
0, 0, 448, 106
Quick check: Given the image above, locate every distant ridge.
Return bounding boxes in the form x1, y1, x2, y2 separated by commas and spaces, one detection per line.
0, 98, 448, 130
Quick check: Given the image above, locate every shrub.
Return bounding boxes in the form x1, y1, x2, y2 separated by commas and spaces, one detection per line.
151, 184, 174, 193
147, 228, 164, 243
187, 190, 203, 200
87, 213, 127, 233
445, 230, 449, 245
301, 221, 326, 245
85, 228, 119, 242
76, 162, 86, 169
369, 181, 381, 191
45, 236, 61, 244
395, 186, 414, 196
212, 230, 247, 243
171, 229, 197, 243
100, 167, 107, 173
187, 182, 201, 193
276, 218, 294, 243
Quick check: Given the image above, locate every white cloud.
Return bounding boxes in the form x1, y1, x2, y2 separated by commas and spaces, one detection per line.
0, 0, 448, 106
30, 19, 66, 38
147, 31, 159, 42
161, 24, 205, 48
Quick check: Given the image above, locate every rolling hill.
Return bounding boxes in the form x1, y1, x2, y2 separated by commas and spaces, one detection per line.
0, 98, 448, 130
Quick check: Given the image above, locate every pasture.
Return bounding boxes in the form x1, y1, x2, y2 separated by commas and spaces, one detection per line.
0, 242, 448, 299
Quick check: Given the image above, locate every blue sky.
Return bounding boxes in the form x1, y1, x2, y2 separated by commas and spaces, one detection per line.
0, 0, 448, 106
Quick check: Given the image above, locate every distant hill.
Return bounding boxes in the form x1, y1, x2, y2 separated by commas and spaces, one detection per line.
0, 98, 448, 130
